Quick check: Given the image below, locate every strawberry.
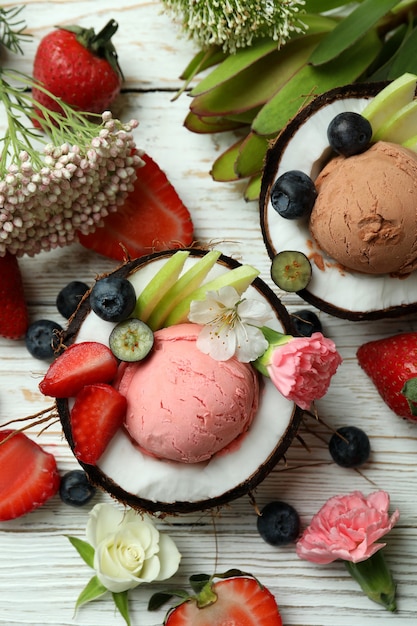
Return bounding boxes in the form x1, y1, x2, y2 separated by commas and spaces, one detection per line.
32, 20, 122, 117
151, 571, 283, 626
77, 153, 194, 261
357, 332, 417, 421
0, 252, 29, 339
0, 430, 60, 521
39, 341, 119, 398
70, 383, 127, 464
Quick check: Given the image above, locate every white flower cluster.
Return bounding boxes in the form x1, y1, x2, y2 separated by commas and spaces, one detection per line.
0, 112, 143, 257
162, 0, 306, 53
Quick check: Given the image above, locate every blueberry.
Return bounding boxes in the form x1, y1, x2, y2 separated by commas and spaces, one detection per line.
257, 501, 301, 545
327, 112, 372, 157
291, 309, 322, 337
90, 276, 136, 322
270, 170, 317, 219
329, 426, 371, 468
56, 281, 89, 318
25, 319, 63, 360
59, 470, 96, 506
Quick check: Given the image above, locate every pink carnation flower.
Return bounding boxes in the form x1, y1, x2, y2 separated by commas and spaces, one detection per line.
296, 490, 400, 565
266, 332, 342, 410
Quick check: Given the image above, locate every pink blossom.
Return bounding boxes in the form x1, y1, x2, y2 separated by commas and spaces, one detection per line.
296, 490, 400, 564
266, 332, 342, 409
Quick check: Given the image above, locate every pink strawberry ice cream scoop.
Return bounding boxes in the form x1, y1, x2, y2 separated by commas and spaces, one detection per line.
117, 323, 260, 463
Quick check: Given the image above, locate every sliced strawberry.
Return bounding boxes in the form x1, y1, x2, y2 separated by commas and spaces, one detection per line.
0, 252, 29, 339
77, 153, 194, 261
70, 383, 127, 464
156, 572, 283, 626
0, 430, 60, 521
39, 341, 119, 398
357, 332, 417, 421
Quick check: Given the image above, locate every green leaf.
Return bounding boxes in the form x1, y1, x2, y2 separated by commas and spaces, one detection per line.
190, 33, 328, 118
75, 575, 108, 609
235, 132, 269, 178
252, 29, 382, 136
244, 173, 262, 202
66, 536, 95, 569
112, 591, 131, 626
211, 138, 245, 182
184, 111, 248, 134
385, 25, 417, 78
148, 589, 190, 611
303, 0, 358, 11
309, 0, 402, 65
180, 45, 226, 81
189, 573, 211, 594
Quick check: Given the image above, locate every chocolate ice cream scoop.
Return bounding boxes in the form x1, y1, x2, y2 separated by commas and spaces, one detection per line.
309, 141, 417, 276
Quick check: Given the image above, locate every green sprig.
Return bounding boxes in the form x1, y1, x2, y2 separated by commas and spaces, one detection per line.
0, 5, 31, 55
0, 69, 104, 175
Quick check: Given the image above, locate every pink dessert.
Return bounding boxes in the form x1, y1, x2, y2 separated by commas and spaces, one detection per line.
118, 323, 260, 463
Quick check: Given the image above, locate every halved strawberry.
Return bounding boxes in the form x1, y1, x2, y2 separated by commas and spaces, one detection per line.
357, 332, 417, 421
39, 341, 119, 398
77, 153, 194, 261
0, 252, 29, 339
70, 383, 127, 464
151, 571, 283, 626
0, 430, 60, 521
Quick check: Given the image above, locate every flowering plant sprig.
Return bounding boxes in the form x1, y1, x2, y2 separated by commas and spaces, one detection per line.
67, 502, 181, 626
296, 490, 399, 611
161, 0, 307, 53
188, 285, 342, 409
0, 69, 143, 257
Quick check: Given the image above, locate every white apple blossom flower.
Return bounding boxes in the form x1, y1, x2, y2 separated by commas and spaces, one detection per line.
188, 285, 271, 362
86, 503, 181, 593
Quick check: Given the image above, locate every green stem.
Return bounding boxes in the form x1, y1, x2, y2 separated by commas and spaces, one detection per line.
344, 550, 397, 612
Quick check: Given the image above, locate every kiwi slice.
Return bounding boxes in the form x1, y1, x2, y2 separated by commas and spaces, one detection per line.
109, 318, 154, 362
271, 251, 312, 292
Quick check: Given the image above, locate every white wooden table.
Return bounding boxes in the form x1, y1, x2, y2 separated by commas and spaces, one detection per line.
1, 2, 416, 625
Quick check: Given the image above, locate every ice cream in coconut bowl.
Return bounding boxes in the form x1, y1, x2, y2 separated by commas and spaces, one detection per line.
37, 247, 342, 515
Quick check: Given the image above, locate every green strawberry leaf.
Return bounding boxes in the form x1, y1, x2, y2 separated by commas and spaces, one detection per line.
401, 377, 417, 415
75, 575, 108, 609
252, 28, 382, 136
148, 589, 191, 611
309, 0, 402, 65
66, 536, 95, 569
112, 590, 131, 626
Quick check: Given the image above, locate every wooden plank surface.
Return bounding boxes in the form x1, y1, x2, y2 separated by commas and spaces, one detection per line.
1, 1, 417, 625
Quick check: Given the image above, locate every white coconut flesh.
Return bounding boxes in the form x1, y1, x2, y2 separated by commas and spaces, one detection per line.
261, 89, 417, 320
67, 253, 299, 511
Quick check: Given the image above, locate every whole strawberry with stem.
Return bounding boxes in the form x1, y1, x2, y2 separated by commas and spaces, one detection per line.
149, 569, 283, 626
357, 332, 417, 421
32, 19, 123, 116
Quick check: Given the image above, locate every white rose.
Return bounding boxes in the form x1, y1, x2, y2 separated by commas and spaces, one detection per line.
86, 503, 181, 593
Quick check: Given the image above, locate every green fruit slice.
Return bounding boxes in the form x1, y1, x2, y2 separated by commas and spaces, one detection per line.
109, 318, 154, 362
165, 264, 260, 327
146, 250, 222, 330
132, 250, 190, 321
373, 98, 417, 143
361, 72, 417, 138
271, 251, 312, 292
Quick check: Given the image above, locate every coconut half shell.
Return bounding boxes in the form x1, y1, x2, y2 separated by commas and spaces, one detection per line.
58, 249, 302, 514
260, 82, 417, 321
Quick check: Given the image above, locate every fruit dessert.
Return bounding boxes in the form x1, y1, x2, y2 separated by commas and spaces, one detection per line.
38, 248, 341, 515
260, 73, 417, 320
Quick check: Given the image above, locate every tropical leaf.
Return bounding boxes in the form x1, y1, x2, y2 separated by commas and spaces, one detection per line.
180, 45, 226, 81
244, 173, 263, 202
384, 24, 417, 78
303, 0, 360, 11
211, 138, 245, 182
309, 0, 403, 65
184, 111, 248, 133
190, 33, 328, 117
235, 132, 270, 178
252, 28, 382, 136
